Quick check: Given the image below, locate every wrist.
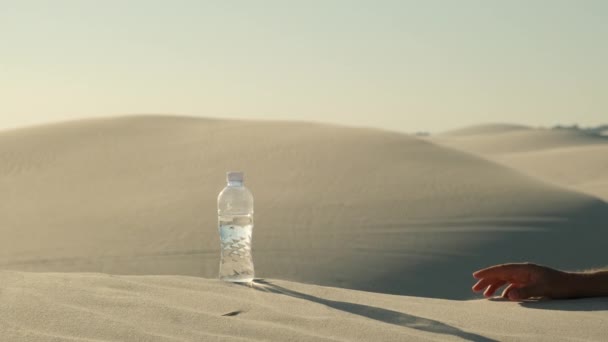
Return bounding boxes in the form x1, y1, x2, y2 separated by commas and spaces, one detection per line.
564, 271, 608, 298
563, 272, 587, 298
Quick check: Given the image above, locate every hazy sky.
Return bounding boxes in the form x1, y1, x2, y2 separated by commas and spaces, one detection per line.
1, 0, 606, 132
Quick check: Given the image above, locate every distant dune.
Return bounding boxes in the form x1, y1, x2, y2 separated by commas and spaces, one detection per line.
441, 123, 531, 137
1, 116, 607, 300
436, 124, 608, 200
439, 124, 606, 154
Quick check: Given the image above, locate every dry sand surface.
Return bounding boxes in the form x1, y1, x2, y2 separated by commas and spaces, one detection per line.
2, 271, 607, 342
1, 116, 607, 341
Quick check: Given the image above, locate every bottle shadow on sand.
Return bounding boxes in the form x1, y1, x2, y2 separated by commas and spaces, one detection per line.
237, 279, 498, 342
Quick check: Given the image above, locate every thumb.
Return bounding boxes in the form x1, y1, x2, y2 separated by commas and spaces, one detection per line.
504, 284, 545, 301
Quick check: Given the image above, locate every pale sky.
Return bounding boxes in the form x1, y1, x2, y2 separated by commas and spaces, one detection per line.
1, 0, 606, 132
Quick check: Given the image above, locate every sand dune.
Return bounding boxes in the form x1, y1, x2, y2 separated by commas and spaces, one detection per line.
2, 116, 607, 300
2, 116, 607, 341
438, 124, 607, 154
441, 123, 531, 137
437, 124, 608, 200
2, 271, 607, 342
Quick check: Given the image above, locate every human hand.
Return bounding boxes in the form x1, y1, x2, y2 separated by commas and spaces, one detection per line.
472, 263, 574, 301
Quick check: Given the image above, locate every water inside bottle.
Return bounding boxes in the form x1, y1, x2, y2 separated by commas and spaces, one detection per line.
218, 214, 254, 282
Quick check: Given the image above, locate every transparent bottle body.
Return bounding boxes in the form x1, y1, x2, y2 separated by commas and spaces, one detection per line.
217, 182, 254, 282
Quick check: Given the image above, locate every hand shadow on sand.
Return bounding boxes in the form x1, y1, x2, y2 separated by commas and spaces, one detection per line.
517, 297, 608, 312
239, 279, 498, 342
488, 296, 608, 311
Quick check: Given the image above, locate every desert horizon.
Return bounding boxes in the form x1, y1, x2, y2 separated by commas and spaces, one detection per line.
2, 113, 607, 135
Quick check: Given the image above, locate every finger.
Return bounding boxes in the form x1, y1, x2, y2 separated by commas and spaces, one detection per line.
483, 281, 506, 297
473, 263, 532, 282
472, 278, 496, 292
507, 285, 545, 301
501, 283, 516, 300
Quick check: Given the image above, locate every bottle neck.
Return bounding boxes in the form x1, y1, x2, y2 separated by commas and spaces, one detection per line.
227, 181, 243, 187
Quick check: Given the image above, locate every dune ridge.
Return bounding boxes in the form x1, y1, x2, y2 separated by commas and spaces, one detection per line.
441, 123, 531, 137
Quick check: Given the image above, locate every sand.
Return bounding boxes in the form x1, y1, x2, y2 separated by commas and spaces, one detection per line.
2, 271, 607, 342
435, 124, 608, 200
1, 116, 607, 341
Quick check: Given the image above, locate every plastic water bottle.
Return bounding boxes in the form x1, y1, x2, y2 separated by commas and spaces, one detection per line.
217, 171, 255, 282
